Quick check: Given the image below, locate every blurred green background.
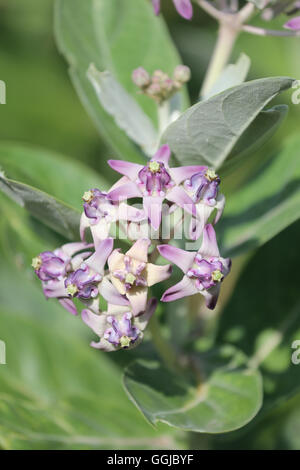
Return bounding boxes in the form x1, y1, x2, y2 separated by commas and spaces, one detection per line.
0, 0, 299, 449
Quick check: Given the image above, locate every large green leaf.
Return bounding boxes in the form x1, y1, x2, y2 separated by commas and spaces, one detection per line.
203, 53, 250, 100
220, 135, 300, 257
54, 0, 187, 161
0, 268, 179, 449
0, 175, 80, 240
217, 220, 300, 419
123, 346, 262, 433
163, 77, 293, 169
222, 105, 288, 175
0, 142, 108, 210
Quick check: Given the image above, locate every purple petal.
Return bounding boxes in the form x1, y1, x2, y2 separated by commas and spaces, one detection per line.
108, 182, 141, 201
199, 224, 220, 258
157, 245, 195, 273
84, 237, 114, 274
58, 298, 78, 315
118, 203, 145, 222
143, 196, 163, 230
169, 165, 207, 185
166, 186, 196, 216
108, 160, 143, 180
173, 0, 193, 19
81, 309, 107, 336
284, 16, 300, 30
99, 277, 129, 306
201, 284, 221, 310
152, 0, 161, 15
153, 144, 171, 165
161, 276, 198, 302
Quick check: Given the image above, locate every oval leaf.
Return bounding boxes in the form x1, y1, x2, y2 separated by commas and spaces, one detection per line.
163, 77, 294, 169
0, 175, 80, 240
124, 347, 263, 433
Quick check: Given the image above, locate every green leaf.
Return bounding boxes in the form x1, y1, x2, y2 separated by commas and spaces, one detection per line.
204, 53, 250, 100
87, 65, 158, 156
123, 346, 262, 433
163, 77, 294, 169
54, 0, 187, 161
0, 175, 80, 240
218, 222, 300, 419
220, 135, 300, 257
222, 105, 288, 175
0, 282, 179, 449
0, 142, 108, 210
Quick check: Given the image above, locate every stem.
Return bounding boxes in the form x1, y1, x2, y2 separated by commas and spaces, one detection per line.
148, 314, 179, 372
200, 22, 240, 98
242, 24, 300, 37
158, 100, 170, 136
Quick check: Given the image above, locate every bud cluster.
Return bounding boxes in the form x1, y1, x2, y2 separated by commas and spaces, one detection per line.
132, 65, 191, 104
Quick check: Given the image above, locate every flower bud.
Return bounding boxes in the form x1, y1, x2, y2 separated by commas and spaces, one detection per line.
132, 67, 150, 88
174, 65, 191, 83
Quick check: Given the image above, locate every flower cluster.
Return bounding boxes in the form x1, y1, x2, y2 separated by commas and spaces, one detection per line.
132, 66, 191, 104
32, 143, 230, 352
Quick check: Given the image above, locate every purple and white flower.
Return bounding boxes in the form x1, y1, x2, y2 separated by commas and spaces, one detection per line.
158, 224, 231, 310
80, 187, 145, 245
152, 0, 193, 20
108, 238, 172, 315
183, 167, 225, 240
82, 298, 157, 351
108, 144, 204, 230
40, 238, 129, 315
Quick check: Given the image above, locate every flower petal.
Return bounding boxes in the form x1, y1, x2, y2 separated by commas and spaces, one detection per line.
81, 309, 107, 336
146, 263, 172, 286
199, 224, 220, 258
108, 182, 142, 201
126, 286, 148, 315
157, 244, 195, 272
126, 238, 151, 262
135, 298, 158, 331
118, 202, 145, 222
143, 196, 163, 230
161, 276, 197, 302
284, 16, 300, 30
58, 298, 77, 315
169, 165, 207, 185
80, 213, 90, 242
153, 144, 171, 165
201, 284, 221, 310
152, 0, 161, 15
90, 219, 111, 247
173, 0, 193, 19
99, 277, 129, 306
84, 237, 114, 273
108, 160, 143, 180
166, 186, 195, 216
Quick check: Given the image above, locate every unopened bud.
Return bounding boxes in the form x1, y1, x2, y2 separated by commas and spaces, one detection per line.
132, 67, 150, 88
174, 65, 191, 83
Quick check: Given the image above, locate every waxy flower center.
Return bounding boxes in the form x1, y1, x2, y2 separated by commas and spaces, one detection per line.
66, 283, 79, 297
149, 161, 161, 173
32, 256, 42, 270
120, 335, 132, 348
82, 190, 94, 203
211, 269, 223, 282
125, 273, 137, 285
205, 168, 218, 181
